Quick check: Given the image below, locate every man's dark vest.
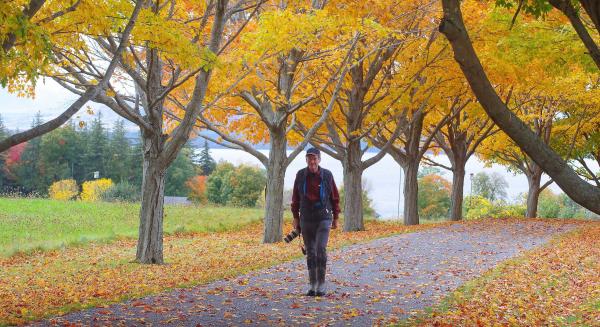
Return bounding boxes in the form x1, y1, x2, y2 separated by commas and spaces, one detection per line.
296, 167, 333, 220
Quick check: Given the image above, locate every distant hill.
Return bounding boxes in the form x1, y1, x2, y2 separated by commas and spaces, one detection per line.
124, 130, 271, 150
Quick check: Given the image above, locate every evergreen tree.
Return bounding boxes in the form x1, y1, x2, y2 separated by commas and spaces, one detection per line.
165, 144, 196, 196
195, 140, 216, 176
0, 114, 6, 139
0, 114, 7, 190
83, 113, 108, 180
39, 124, 84, 189
15, 113, 45, 193
106, 120, 133, 183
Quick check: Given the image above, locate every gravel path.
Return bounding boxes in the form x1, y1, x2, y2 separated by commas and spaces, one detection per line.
33, 220, 576, 326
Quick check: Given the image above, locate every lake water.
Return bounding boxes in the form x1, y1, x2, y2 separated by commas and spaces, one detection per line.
206, 148, 562, 219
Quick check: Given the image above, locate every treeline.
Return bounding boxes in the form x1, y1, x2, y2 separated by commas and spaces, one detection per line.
0, 113, 271, 207
417, 169, 594, 221
0, 113, 199, 197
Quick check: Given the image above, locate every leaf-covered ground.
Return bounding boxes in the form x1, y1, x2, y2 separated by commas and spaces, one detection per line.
407, 221, 600, 326
16, 218, 592, 326
0, 218, 437, 326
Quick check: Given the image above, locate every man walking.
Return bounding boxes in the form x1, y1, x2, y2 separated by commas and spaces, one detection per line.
291, 147, 340, 296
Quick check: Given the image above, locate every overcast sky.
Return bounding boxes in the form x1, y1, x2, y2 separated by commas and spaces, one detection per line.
0, 80, 135, 131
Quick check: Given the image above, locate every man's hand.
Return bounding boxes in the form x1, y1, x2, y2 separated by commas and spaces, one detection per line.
332, 219, 338, 229
293, 218, 300, 232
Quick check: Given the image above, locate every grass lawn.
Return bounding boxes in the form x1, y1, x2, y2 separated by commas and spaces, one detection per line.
0, 197, 265, 257
0, 197, 443, 325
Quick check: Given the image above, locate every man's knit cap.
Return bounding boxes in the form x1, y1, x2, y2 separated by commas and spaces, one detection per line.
306, 147, 320, 157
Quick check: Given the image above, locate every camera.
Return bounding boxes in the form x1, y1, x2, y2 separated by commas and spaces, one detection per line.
284, 229, 300, 243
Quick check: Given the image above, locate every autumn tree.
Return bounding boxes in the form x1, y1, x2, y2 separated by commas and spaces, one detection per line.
294, 0, 439, 231
0, 0, 140, 153
494, 0, 600, 69
368, 34, 457, 226
448, 4, 596, 218
478, 94, 565, 217
428, 98, 496, 221
197, 1, 357, 242
418, 172, 452, 220
423, 19, 498, 221
52, 0, 258, 263
439, 0, 600, 215
557, 107, 600, 188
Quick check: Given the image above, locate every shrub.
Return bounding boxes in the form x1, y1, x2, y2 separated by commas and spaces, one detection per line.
101, 181, 140, 202
206, 162, 235, 205
227, 165, 266, 207
80, 178, 113, 202
537, 190, 588, 219
186, 175, 207, 204
48, 179, 79, 201
206, 162, 266, 207
464, 195, 526, 219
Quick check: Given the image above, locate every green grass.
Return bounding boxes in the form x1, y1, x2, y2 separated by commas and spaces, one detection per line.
0, 197, 267, 257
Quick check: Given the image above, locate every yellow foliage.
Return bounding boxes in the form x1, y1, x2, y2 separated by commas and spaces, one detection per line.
48, 179, 79, 201
80, 178, 114, 202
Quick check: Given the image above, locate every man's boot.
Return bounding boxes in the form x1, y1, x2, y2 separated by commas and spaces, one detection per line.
315, 266, 327, 296
306, 267, 317, 296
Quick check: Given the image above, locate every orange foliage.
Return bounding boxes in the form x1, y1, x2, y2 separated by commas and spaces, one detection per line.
186, 175, 207, 204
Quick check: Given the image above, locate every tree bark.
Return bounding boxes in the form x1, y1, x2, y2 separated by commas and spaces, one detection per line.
136, 133, 166, 264
439, 0, 600, 215
263, 128, 287, 243
403, 160, 420, 225
450, 163, 466, 221
342, 139, 364, 231
525, 164, 543, 218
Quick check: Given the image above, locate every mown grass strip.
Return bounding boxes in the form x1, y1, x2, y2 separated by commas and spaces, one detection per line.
0, 197, 265, 257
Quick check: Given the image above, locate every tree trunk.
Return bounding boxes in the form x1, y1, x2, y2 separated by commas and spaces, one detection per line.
263, 129, 287, 243
525, 166, 543, 218
450, 163, 466, 221
403, 160, 420, 225
439, 0, 600, 215
136, 134, 166, 264
342, 142, 364, 231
